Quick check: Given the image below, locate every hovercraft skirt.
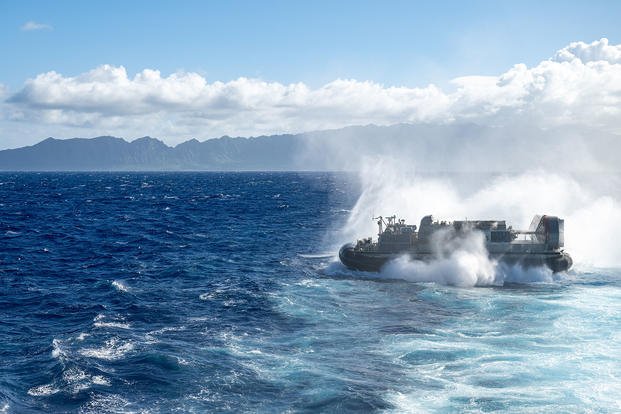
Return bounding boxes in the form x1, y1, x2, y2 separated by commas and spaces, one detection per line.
339, 243, 572, 273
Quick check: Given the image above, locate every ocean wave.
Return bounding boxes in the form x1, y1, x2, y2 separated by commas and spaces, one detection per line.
27, 363, 111, 397
79, 338, 134, 361
27, 384, 60, 397
92, 375, 111, 386
76, 332, 90, 341
93, 314, 131, 330
79, 394, 130, 414
111, 280, 129, 293
144, 326, 186, 344
51, 338, 66, 360
297, 253, 335, 259
61, 368, 97, 394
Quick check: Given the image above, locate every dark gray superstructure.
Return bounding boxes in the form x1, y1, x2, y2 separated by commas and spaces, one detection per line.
339, 215, 573, 273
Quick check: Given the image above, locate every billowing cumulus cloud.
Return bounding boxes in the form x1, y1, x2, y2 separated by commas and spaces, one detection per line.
4, 38, 621, 145
553, 38, 621, 63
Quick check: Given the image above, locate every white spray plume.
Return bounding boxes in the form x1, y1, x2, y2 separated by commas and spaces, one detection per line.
379, 227, 557, 287
339, 157, 621, 281
381, 228, 498, 287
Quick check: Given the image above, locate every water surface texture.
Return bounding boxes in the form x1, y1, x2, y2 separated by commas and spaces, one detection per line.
1, 173, 620, 413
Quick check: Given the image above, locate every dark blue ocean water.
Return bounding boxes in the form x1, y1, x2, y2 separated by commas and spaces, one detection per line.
1, 172, 620, 413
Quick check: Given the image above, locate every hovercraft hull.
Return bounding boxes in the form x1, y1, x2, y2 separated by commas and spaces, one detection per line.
339, 243, 573, 273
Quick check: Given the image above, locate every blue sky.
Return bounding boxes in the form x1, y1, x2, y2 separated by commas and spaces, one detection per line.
1, 1, 621, 148
2, 0, 620, 89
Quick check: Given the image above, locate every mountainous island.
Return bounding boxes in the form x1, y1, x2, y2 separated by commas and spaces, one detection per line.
1, 123, 619, 172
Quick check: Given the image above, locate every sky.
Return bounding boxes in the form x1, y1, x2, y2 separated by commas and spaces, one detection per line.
1, 0, 621, 149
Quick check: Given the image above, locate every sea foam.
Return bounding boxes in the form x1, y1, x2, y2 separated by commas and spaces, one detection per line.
111, 280, 129, 292
27, 384, 60, 397
79, 338, 134, 361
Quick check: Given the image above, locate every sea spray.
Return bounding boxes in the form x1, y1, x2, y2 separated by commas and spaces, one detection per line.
377, 228, 559, 287
381, 228, 498, 287
341, 160, 621, 268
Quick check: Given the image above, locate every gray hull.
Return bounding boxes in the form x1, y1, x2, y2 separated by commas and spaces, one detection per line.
339, 243, 573, 273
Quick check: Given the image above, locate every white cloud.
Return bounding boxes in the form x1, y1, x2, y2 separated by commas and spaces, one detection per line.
4, 38, 621, 144
553, 38, 621, 63
21, 21, 53, 31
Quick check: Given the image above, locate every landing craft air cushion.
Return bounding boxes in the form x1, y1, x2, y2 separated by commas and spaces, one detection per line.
339, 215, 573, 273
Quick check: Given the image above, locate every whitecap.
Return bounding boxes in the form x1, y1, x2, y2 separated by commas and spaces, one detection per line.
223, 299, 244, 307
62, 367, 88, 383
79, 338, 134, 361
144, 325, 185, 343
111, 280, 129, 292
27, 384, 60, 397
60, 367, 111, 393
91, 375, 111, 386
176, 357, 190, 366
93, 314, 130, 329
297, 253, 335, 259
296, 279, 321, 287
94, 321, 131, 329
51, 338, 66, 360
79, 394, 130, 414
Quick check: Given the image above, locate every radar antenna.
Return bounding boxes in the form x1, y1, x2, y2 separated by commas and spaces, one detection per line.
372, 215, 384, 236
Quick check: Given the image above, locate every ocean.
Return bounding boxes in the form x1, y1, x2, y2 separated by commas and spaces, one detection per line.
1, 172, 620, 413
